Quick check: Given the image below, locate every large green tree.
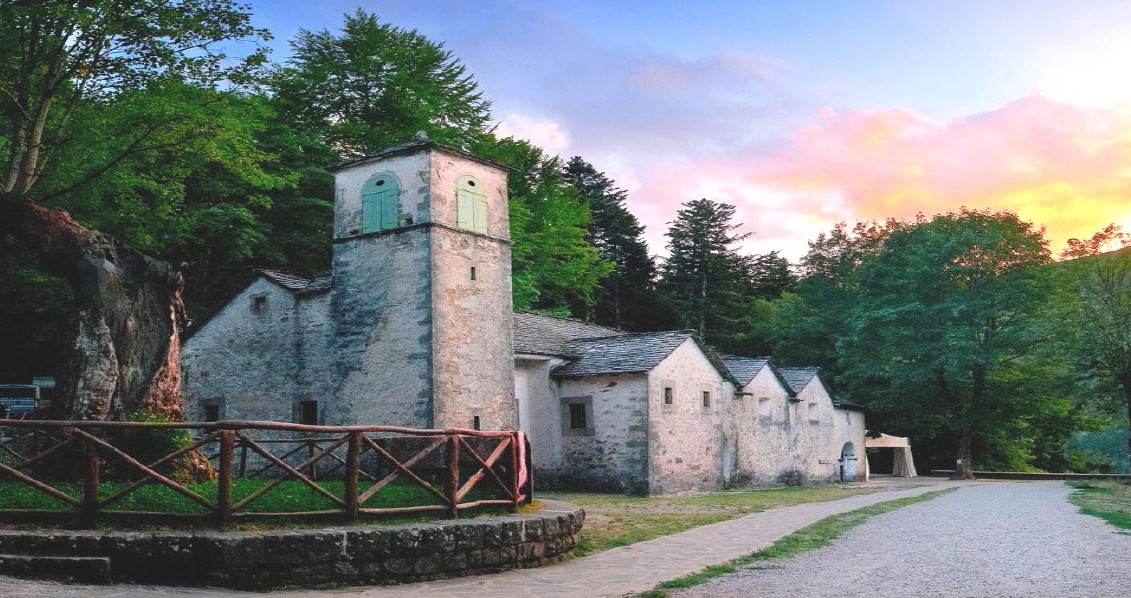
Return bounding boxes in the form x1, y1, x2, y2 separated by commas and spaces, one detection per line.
561, 157, 663, 329
476, 138, 611, 313
838, 209, 1052, 478
659, 198, 753, 351
270, 9, 491, 156
1058, 224, 1131, 470
0, 0, 267, 420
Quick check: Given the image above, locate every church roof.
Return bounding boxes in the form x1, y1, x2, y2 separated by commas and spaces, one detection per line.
259, 270, 332, 295
512, 312, 624, 357
778, 367, 820, 394
722, 356, 771, 387
551, 331, 741, 387
552, 331, 694, 378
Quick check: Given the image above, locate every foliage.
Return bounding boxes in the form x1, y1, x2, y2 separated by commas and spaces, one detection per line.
835, 210, 1052, 475
561, 156, 666, 329
659, 198, 755, 352
0, 0, 269, 204
0, 239, 73, 382
269, 9, 491, 156
1056, 224, 1131, 471
473, 137, 612, 312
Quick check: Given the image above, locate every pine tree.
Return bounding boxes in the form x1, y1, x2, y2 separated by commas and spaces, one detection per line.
659, 198, 753, 349
561, 157, 664, 329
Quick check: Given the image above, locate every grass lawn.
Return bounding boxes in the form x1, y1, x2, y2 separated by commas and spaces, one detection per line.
1067, 480, 1131, 532
542, 484, 884, 556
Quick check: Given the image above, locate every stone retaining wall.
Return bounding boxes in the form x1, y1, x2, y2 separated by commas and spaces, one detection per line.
0, 500, 583, 590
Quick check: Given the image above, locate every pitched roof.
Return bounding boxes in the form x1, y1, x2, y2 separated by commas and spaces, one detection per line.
778, 367, 820, 394
259, 269, 332, 295
552, 331, 693, 378
512, 312, 624, 357
723, 356, 771, 387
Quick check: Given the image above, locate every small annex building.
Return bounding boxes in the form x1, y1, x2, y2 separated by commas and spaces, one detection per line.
182, 138, 866, 495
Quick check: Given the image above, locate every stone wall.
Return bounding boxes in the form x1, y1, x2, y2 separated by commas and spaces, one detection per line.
0, 501, 583, 590
546, 374, 651, 494
647, 340, 734, 495
182, 278, 332, 424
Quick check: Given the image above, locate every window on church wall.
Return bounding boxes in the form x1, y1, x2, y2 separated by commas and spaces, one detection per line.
561, 396, 594, 436
457, 175, 487, 234
808, 401, 819, 425
297, 400, 319, 426
758, 397, 772, 420
361, 173, 400, 233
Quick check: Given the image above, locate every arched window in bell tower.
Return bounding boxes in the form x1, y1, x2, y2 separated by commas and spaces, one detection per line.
457, 175, 487, 234
361, 173, 400, 233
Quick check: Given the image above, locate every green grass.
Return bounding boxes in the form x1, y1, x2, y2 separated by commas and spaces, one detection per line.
1067, 480, 1131, 533
0, 477, 509, 529
542, 484, 886, 556
633, 488, 956, 597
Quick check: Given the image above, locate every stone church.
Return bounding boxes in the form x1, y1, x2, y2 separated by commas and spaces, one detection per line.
182, 138, 865, 495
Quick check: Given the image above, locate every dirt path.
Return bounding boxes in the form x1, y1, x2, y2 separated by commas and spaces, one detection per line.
671, 481, 1131, 598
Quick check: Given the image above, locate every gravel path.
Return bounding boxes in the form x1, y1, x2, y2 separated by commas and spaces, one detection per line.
670, 481, 1131, 598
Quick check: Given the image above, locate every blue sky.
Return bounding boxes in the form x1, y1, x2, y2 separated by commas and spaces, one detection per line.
246, 0, 1131, 258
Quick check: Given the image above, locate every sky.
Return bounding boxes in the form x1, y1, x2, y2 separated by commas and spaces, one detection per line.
247, 0, 1131, 260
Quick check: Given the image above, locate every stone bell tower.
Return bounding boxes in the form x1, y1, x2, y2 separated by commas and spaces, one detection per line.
326, 136, 516, 430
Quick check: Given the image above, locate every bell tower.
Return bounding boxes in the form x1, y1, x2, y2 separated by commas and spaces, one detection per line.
326, 137, 516, 430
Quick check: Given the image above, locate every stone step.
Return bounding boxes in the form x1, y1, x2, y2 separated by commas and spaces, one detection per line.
0, 553, 111, 584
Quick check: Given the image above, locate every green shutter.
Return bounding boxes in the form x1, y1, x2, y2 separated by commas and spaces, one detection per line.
361, 174, 399, 232
458, 189, 474, 229
457, 176, 487, 233
474, 197, 488, 233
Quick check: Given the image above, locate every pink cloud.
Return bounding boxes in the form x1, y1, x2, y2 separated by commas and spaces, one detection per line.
744, 96, 1131, 254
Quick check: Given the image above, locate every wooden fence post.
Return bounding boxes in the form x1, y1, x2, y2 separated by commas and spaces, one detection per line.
216, 429, 235, 528
447, 434, 460, 519
344, 432, 361, 523
82, 443, 100, 528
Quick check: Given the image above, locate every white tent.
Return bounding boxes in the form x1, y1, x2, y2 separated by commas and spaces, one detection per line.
864, 433, 918, 479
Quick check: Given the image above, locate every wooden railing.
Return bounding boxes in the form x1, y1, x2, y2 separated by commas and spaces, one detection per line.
0, 420, 531, 528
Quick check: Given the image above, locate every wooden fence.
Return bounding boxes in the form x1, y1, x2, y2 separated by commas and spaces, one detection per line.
0, 419, 531, 528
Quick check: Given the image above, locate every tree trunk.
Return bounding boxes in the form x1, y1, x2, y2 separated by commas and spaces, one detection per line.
0, 201, 185, 421
1121, 374, 1131, 473
956, 432, 974, 480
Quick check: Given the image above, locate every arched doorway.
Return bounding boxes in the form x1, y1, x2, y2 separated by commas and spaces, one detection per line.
839, 442, 858, 481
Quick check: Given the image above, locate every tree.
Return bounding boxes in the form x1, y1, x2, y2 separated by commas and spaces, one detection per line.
561, 157, 663, 329
1059, 224, 1131, 471
771, 220, 901, 374
659, 198, 753, 351
475, 138, 611, 313
0, 0, 267, 420
270, 9, 491, 157
838, 209, 1052, 478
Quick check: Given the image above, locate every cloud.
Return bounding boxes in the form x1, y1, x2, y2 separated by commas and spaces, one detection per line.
743, 96, 1131, 256
495, 114, 571, 152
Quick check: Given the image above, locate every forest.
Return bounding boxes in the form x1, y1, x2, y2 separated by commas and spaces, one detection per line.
1, 1, 1128, 474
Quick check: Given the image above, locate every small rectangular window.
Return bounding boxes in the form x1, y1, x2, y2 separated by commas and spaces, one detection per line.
298, 400, 318, 426
470, 266, 477, 280
472, 415, 481, 430
758, 397, 772, 418
251, 294, 267, 313
560, 396, 594, 436
664, 387, 673, 405
568, 403, 587, 430
702, 391, 711, 408
204, 404, 221, 422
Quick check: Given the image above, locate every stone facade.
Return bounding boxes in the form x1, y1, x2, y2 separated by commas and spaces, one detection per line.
184, 140, 516, 431
182, 140, 867, 496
